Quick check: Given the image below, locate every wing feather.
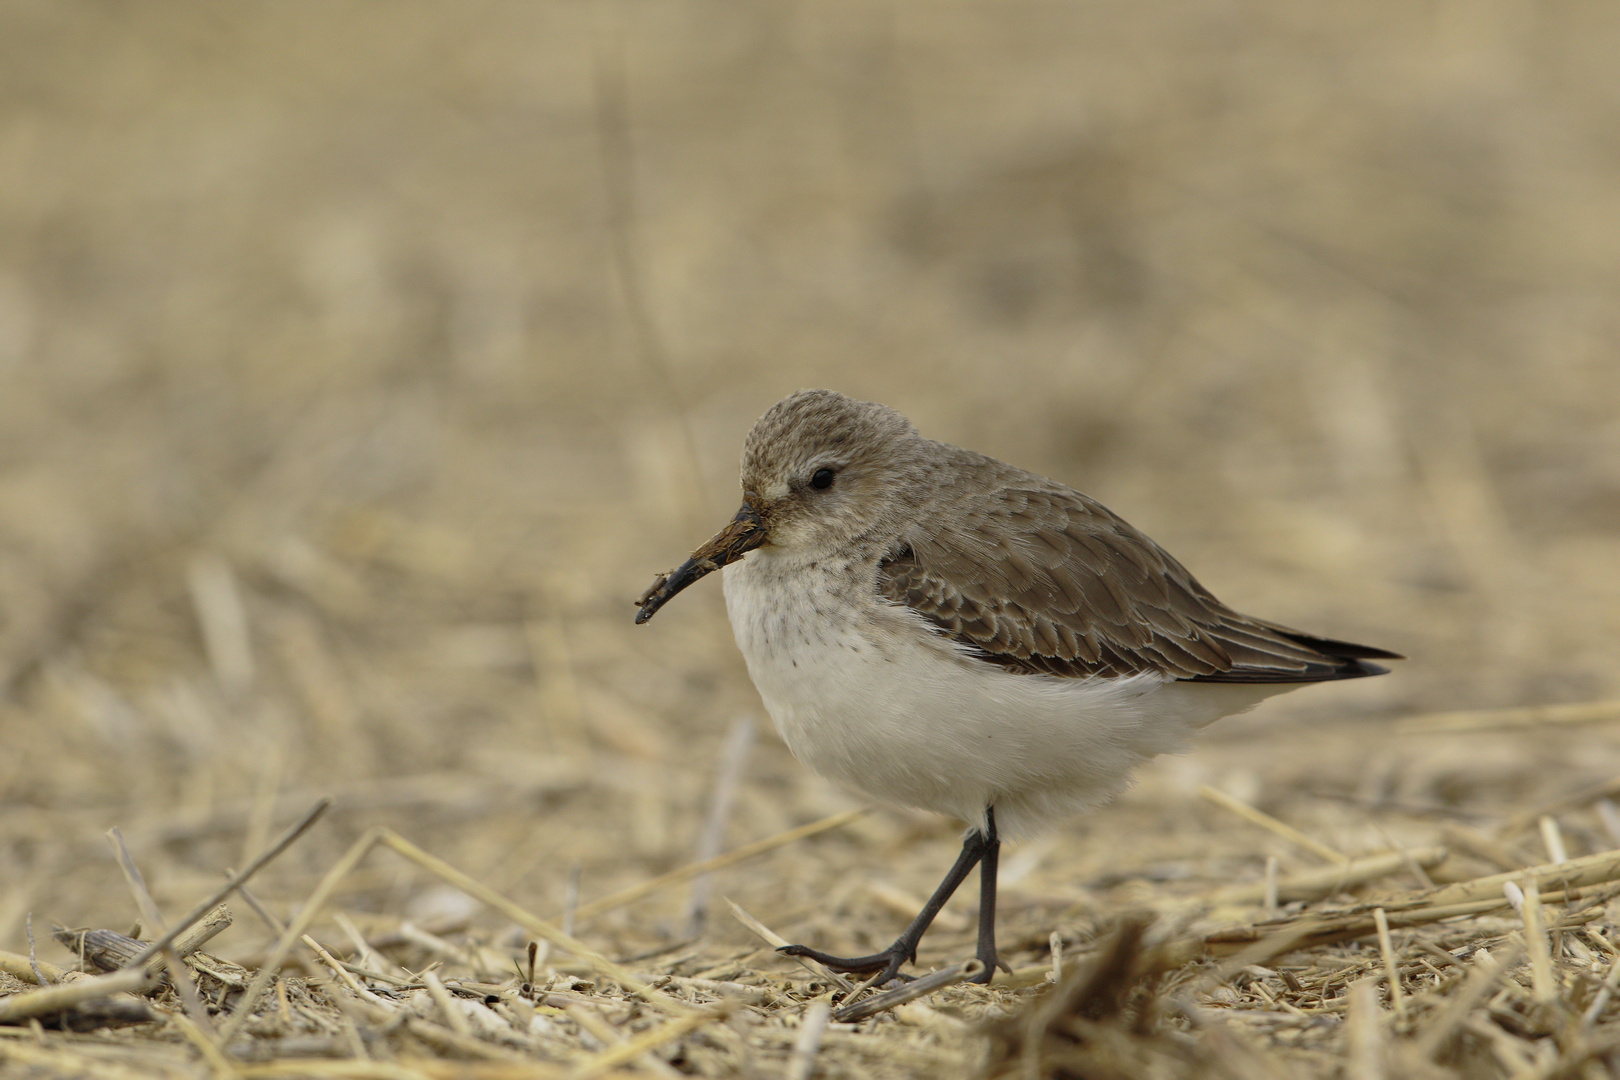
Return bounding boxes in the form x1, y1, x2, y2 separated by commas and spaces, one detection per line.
878, 448, 1399, 683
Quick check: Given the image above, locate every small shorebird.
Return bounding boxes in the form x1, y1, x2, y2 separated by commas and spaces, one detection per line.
635, 389, 1399, 985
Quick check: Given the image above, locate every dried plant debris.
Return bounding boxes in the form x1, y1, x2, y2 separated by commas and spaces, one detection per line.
4, 805, 1620, 1078
0, 968, 157, 1031
982, 919, 1210, 1080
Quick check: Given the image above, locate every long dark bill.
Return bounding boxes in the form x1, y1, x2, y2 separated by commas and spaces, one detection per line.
634, 502, 767, 624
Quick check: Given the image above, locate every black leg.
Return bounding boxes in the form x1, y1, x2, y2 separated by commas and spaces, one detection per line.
779, 810, 999, 986
969, 806, 1007, 984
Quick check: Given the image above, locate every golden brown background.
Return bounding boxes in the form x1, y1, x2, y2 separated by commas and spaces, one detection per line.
2, 1, 1618, 1071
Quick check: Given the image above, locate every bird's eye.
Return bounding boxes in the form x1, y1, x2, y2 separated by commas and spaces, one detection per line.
810, 467, 836, 490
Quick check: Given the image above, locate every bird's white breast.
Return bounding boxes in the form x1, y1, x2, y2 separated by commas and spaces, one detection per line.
722, 549, 1290, 838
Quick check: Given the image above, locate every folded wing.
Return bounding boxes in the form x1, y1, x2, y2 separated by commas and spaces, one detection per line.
878, 452, 1400, 684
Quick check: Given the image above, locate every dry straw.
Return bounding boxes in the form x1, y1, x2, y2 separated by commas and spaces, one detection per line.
10, 792, 1620, 1078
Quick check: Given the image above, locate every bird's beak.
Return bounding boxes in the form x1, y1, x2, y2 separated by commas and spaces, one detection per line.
635, 500, 768, 624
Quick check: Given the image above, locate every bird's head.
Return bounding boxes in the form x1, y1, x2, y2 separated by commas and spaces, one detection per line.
635, 389, 923, 623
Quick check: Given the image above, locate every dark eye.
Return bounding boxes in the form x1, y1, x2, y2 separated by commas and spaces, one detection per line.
810, 467, 836, 490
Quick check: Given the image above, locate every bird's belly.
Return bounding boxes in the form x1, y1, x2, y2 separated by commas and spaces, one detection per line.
722, 560, 1284, 838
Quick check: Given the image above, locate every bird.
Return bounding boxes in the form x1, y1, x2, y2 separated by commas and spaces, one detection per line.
634, 389, 1399, 985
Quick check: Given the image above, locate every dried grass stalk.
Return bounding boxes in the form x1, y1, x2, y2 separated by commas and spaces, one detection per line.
0, 969, 152, 1024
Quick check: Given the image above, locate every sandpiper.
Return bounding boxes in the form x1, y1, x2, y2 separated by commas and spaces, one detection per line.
635, 389, 1399, 985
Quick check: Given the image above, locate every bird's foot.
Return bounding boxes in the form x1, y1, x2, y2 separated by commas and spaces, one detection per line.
776, 943, 913, 986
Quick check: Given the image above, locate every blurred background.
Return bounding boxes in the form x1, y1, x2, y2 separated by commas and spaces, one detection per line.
1, 1, 1618, 969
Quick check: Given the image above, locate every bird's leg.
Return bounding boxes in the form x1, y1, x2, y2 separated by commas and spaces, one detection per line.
970, 806, 1009, 983
778, 817, 992, 986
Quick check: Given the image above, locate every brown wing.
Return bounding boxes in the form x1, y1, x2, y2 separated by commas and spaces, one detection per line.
878, 451, 1399, 683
